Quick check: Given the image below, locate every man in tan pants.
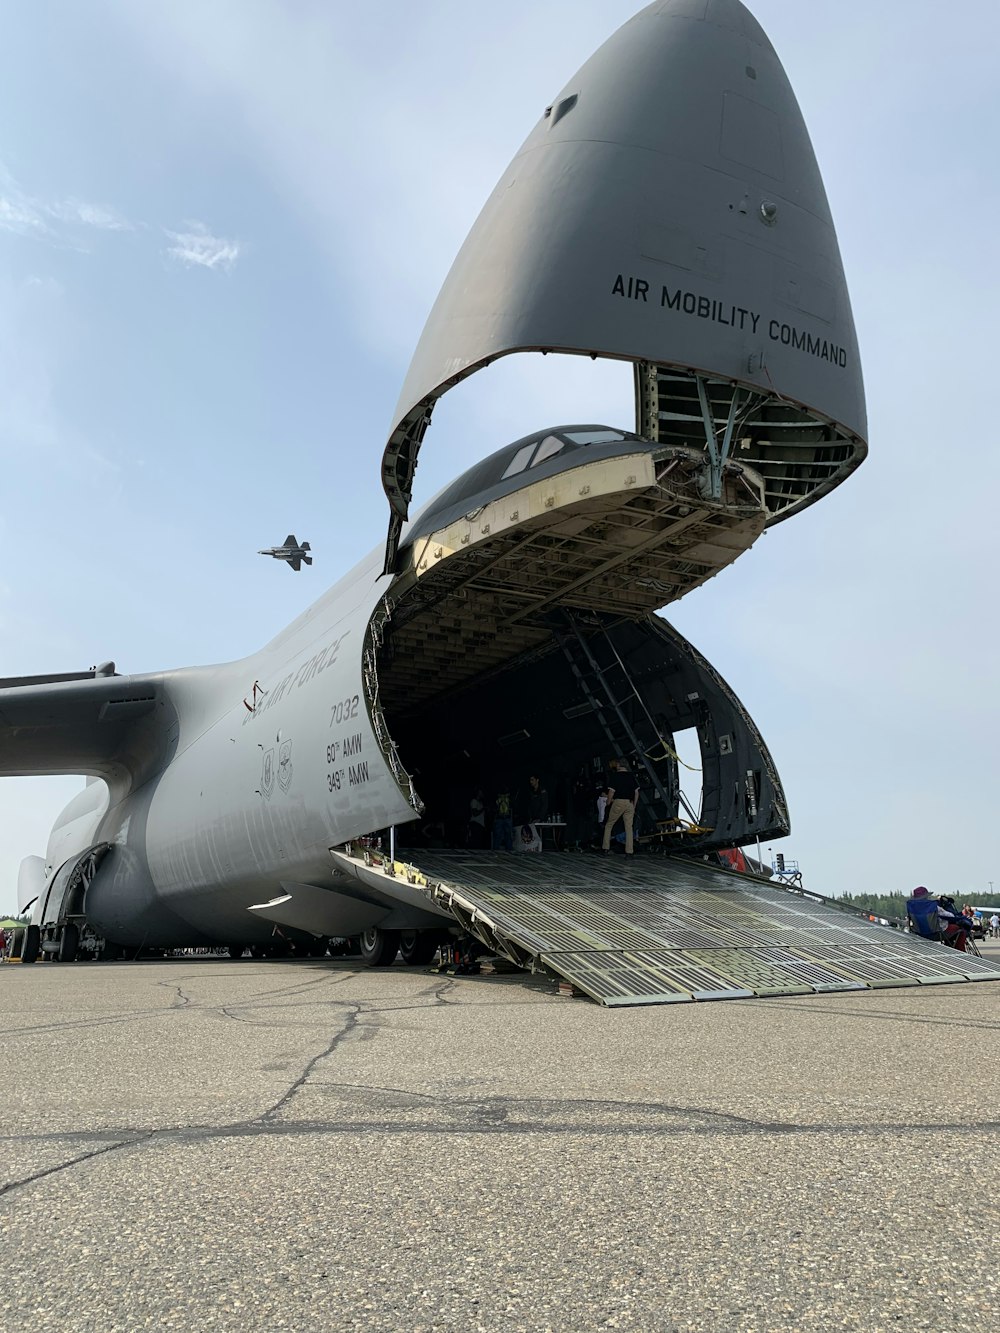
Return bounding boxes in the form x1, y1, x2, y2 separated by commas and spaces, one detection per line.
601, 759, 639, 856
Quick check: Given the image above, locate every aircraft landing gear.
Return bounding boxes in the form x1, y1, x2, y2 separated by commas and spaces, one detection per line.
358, 927, 400, 967
399, 930, 442, 966
21, 925, 40, 965
57, 923, 80, 963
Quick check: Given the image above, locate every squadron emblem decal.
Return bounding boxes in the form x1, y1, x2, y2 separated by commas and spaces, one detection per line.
261, 747, 275, 800
278, 740, 294, 793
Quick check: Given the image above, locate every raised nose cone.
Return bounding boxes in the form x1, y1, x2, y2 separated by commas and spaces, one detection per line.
382, 0, 867, 567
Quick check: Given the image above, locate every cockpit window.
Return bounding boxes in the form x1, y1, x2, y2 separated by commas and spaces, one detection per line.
532, 435, 565, 466
501, 443, 536, 480
563, 429, 626, 445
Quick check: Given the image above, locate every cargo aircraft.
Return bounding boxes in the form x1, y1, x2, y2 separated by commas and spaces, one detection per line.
3, 1, 868, 969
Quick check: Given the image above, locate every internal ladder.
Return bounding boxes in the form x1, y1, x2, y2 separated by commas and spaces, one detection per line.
555, 612, 695, 832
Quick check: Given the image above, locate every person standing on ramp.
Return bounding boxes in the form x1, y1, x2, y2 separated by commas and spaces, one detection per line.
602, 759, 639, 857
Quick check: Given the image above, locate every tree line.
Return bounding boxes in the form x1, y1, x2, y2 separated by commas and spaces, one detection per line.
837, 892, 910, 920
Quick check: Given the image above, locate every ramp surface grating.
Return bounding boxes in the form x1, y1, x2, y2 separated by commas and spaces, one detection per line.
344, 850, 1000, 1006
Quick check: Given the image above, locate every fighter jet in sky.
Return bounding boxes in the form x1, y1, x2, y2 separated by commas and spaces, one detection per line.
258, 535, 312, 571
1, 3, 904, 1003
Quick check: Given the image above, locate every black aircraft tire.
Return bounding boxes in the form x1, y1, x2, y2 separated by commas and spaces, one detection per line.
227, 945, 245, 960
359, 927, 400, 967
57, 923, 80, 963
399, 930, 441, 966
21, 925, 40, 965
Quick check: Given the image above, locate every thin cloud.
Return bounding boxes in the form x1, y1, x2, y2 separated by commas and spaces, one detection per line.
47, 198, 132, 231
0, 196, 47, 234
164, 221, 241, 271
0, 162, 131, 237
0, 169, 49, 235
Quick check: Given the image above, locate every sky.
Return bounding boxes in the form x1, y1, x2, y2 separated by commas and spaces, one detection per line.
2, 0, 999, 913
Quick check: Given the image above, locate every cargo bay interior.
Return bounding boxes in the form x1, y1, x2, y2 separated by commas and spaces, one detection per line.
371, 422, 789, 857
375, 608, 789, 855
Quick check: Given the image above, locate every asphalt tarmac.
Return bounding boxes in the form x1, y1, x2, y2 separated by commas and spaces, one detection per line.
2, 950, 999, 1332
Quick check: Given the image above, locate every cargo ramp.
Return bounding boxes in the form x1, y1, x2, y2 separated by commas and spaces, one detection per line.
331, 849, 1000, 1006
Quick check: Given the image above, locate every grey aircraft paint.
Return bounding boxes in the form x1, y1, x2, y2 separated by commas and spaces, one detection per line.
258, 535, 313, 572
381, 0, 866, 568
1, 1, 863, 960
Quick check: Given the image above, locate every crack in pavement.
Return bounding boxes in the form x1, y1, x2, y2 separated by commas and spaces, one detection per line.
4, 1093, 999, 1171
2, 970, 363, 1039
6, 971, 994, 1205
157, 981, 192, 1008
2, 1005, 200, 1038
0, 1000, 365, 1202
748, 998, 1000, 1032
260, 1004, 362, 1123
0, 1132, 158, 1202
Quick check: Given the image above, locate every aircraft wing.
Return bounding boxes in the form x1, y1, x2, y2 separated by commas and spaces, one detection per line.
0, 671, 165, 779
288, 556, 302, 572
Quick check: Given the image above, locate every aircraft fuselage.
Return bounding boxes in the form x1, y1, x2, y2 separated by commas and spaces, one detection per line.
42, 427, 777, 946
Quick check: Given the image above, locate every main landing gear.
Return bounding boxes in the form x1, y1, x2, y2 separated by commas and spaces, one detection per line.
358, 927, 401, 967
356, 927, 446, 967
20, 925, 41, 964
399, 930, 441, 966
57, 923, 80, 963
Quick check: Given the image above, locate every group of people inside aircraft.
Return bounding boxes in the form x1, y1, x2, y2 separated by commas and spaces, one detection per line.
405, 760, 644, 857
416, 775, 556, 853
